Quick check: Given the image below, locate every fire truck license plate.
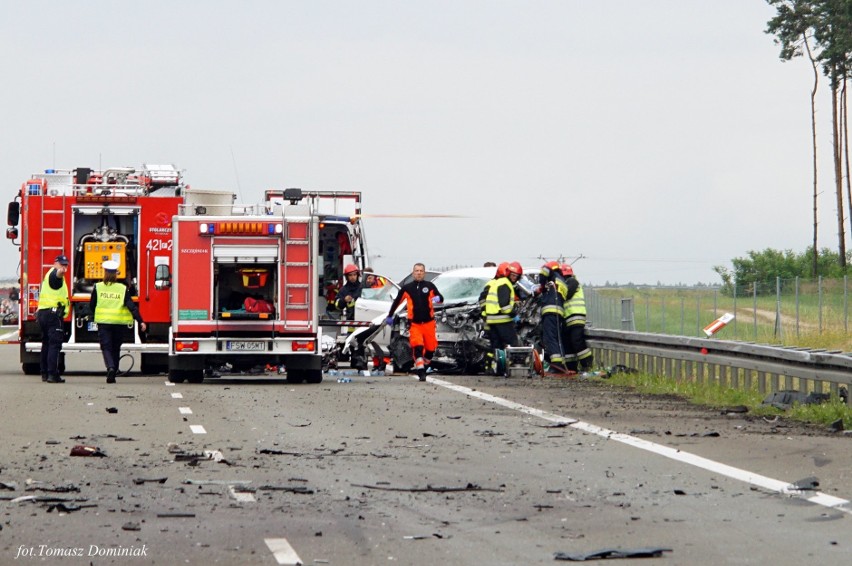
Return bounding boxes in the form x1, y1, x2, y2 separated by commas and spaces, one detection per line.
226, 341, 267, 351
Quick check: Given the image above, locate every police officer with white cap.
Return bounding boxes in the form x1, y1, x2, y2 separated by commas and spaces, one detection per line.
37, 254, 71, 383
90, 260, 146, 383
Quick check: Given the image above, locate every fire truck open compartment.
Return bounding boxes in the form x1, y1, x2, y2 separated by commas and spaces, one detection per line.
215, 262, 276, 319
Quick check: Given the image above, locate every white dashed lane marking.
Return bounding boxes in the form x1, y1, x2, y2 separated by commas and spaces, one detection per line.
189, 425, 206, 434
179, 407, 193, 414
171, 392, 183, 399
264, 538, 302, 566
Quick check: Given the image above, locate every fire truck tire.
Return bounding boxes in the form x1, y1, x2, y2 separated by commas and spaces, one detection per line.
286, 369, 323, 384
187, 371, 205, 384
167, 370, 188, 384
140, 353, 168, 375
22, 362, 40, 375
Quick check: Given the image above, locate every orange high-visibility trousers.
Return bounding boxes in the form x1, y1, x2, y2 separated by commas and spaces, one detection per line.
409, 320, 437, 353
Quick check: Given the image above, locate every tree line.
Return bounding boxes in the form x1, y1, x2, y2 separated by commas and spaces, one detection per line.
713, 246, 851, 293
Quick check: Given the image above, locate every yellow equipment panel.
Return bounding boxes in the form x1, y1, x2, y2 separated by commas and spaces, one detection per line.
84, 242, 126, 278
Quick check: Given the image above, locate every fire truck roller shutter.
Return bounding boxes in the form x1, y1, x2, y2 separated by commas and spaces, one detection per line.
212, 245, 278, 261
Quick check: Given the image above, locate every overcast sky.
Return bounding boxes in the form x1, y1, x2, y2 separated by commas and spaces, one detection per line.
0, 1, 834, 285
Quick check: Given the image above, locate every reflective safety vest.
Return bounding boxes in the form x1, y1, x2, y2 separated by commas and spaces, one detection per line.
94, 282, 133, 324
37, 269, 70, 313
563, 284, 587, 326
484, 277, 515, 324
541, 277, 568, 317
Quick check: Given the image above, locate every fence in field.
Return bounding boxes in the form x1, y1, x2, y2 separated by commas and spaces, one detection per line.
586, 276, 852, 349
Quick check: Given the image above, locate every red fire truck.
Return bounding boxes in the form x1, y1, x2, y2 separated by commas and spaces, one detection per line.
160, 188, 368, 384
6, 164, 185, 375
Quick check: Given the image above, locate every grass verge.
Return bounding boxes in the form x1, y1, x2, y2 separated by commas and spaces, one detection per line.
602, 370, 852, 430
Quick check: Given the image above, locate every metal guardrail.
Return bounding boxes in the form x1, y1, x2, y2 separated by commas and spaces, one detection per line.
586, 328, 852, 405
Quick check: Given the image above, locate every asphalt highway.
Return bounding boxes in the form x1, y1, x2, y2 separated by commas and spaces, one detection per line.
0, 345, 849, 565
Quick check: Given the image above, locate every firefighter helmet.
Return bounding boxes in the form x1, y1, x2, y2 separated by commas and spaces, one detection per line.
496, 262, 510, 278
507, 262, 523, 276
561, 263, 574, 277
343, 264, 360, 275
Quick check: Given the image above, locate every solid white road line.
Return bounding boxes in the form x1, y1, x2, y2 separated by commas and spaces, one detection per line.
189, 424, 206, 434
264, 538, 303, 566
428, 377, 852, 515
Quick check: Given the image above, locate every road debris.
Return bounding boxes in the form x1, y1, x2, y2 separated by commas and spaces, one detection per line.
70, 445, 107, 457
788, 476, 820, 491
554, 547, 672, 561
133, 477, 168, 485
122, 522, 142, 531
350, 482, 503, 493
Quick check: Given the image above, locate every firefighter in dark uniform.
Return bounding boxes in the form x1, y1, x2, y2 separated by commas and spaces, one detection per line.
90, 261, 146, 383
561, 263, 593, 372
37, 254, 71, 383
538, 261, 569, 373
482, 263, 521, 375
334, 264, 363, 320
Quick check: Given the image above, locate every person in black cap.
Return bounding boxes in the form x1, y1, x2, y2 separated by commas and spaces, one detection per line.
90, 260, 146, 383
36, 255, 71, 383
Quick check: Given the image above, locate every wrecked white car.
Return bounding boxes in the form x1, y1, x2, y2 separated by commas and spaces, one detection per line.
344, 267, 541, 374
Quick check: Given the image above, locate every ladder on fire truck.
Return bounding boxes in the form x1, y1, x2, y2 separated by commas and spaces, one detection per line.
40, 194, 68, 274
282, 217, 311, 328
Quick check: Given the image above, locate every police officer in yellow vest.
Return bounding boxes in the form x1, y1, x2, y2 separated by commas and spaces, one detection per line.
90, 261, 146, 383
37, 254, 71, 383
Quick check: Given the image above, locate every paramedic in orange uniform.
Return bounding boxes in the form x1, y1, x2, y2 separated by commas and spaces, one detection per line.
386, 263, 444, 381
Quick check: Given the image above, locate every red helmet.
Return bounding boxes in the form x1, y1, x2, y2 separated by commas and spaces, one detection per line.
507, 262, 523, 276
496, 262, 510, 278
561, 263, 574, 277
343, 264, 360, 275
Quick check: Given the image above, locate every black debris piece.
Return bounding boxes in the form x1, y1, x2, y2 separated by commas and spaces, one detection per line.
828, 419, 844, 432
673, 489, 687, 495
45, 503, 96, 513
629, 429, 657, 435
105, 407, 118, 414
720, 405, 748, 415
351, 482, 503, 493
0, 482, 17, 491
762, 390, 840, 410
256, 485, 315, 494
606, 364, 638, 377
122, 522, 141, 531
25, 484, 80, 493
133, 478, 168, 485
554, 547, 672, 561
157, 512, 196, 518
790, 476, 820, 491
700, 431, 720, 437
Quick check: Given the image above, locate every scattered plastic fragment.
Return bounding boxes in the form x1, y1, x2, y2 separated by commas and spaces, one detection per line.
133, 477, 168, 485
105, 407, 118, 414
554, 547, 672, 561
70, 445, 107, 457
789, 476, 820, 491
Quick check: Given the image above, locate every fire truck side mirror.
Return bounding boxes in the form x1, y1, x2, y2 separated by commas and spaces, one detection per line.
154, 264, 172, 290
7, 202, 20, 227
